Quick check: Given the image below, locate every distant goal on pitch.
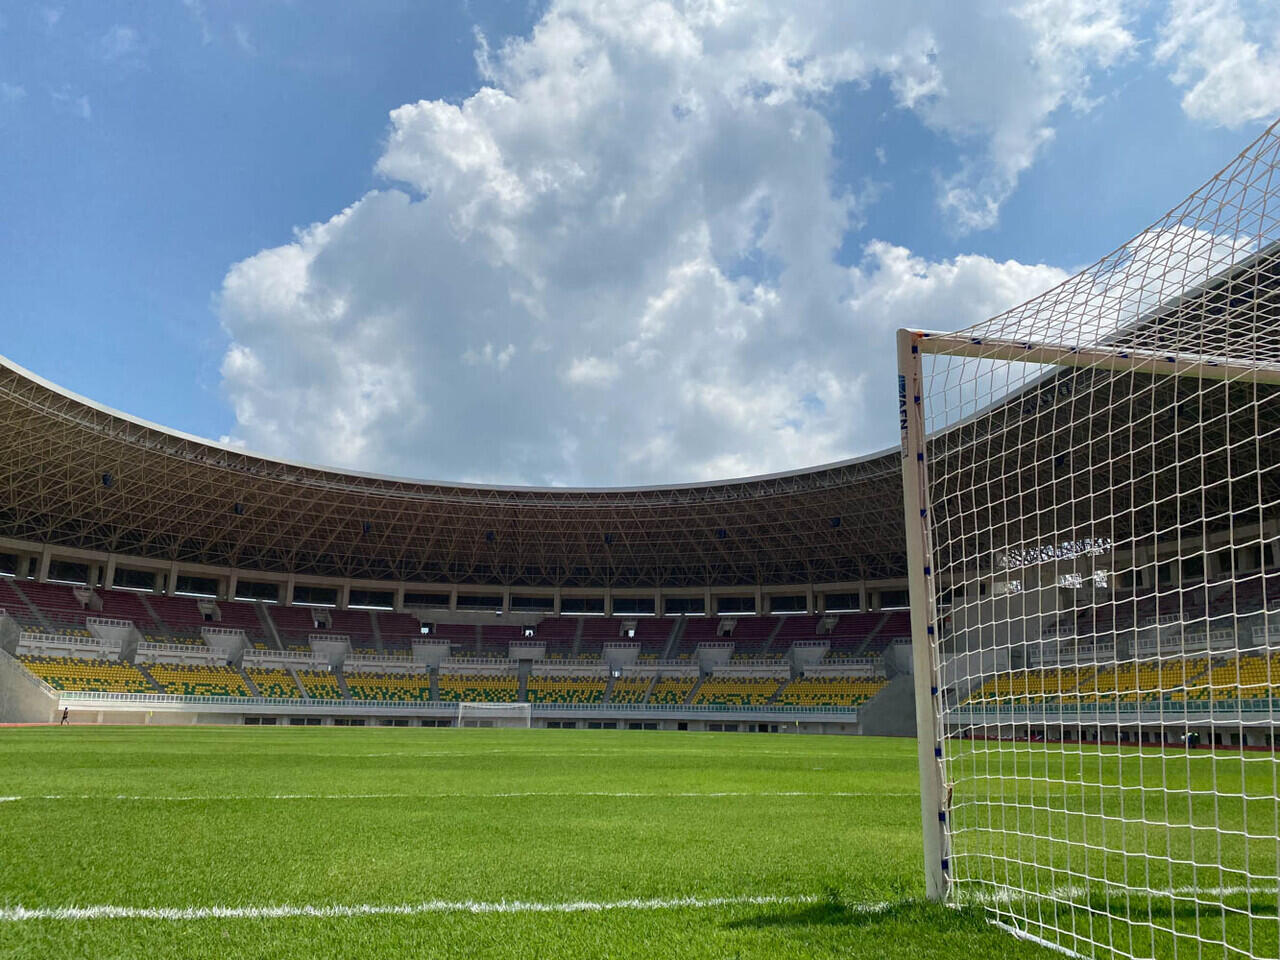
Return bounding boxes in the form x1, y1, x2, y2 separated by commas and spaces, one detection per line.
456, 702, 532, 728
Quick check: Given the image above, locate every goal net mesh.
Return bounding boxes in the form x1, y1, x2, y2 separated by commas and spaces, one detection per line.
907, 119, 1280, 958
456, 702, 532, 728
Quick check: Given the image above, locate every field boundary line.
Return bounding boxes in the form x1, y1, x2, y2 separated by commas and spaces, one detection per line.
0, 893, 892, 922
0, 790, 914, 803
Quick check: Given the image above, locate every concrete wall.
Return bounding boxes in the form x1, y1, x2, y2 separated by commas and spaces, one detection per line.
856, 674, 916, 737
0, 649, 58, 723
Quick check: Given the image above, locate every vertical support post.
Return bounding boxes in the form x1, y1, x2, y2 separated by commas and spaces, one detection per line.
897, 328, 948, 901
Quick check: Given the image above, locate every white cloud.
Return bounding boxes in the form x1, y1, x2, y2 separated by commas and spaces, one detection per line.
1156, 0, 1280, 128
40, 7, 62, 30
50, 88, 90, 120
1, 82, 24, 103
233, 22, 255, 55
218, 0, 1089, 485
181, 0, 213, 45
98, 25, 144, 66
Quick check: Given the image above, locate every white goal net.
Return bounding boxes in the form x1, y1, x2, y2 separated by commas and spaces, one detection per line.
456, 702, 532, 728
900, 119, 1280, 959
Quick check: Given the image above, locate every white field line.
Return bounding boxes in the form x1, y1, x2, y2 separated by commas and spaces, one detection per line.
0, 893, 879, 923
0, 790, 914, 803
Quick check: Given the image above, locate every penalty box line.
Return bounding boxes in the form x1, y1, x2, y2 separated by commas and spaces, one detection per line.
0, 894, 897, 923
0, 790, 915, 803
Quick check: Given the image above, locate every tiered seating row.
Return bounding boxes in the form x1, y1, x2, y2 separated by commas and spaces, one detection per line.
18, 655, 153, 693
436, 673, 519, 702
244, 667, 302, 699
693, 676, 781, 706
777, 676, 887, 707
148, 663, 249, 698
344, 672, 432, 702
526, 675, 605, 704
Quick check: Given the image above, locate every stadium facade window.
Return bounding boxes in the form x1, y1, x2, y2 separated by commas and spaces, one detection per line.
561, 596, 606, 614
114, 567, 159, 591
47, 560, 90, 585
235, 580, 280, 603
878, 589, 909, 609
404, 592, 450, 607
663, 596, 704, 615
823, 592, 860, 612
349, 589, 394, 610
456, 594, 502, 610
174, 574, 218, 597
716, 596, 755, 615
613, 596, 656, 615
511, 595, 555, 611
768, 594, 807, 613
292, 584, 338, 607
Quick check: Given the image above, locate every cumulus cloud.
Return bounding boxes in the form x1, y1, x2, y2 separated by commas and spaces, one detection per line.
97, 25, 145, 66
50, 87, 90, 120
1, 82, 24, 103
219, 0, 1090, 485
1156, 0, 1280, 128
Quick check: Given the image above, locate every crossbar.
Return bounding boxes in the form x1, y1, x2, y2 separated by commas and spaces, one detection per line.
909, 330, 1280, 385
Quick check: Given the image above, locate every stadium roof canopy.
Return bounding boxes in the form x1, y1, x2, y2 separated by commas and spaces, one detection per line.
0, 355, 907, 589
6, 121, 1280, 598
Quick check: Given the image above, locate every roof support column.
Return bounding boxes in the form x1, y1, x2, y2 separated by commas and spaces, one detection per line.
225, 572, 238, 602
804, 586, 815, 615
36, 547, 51, 583
393, 586, 404, 612
552, 590, 561, 615
338, 583, 351, 611
103, 556, 117, 591
284, 575, 296, 606
703, 588, 712, 617
166, 562, 179, 596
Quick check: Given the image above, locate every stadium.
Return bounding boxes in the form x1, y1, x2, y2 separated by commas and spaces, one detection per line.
3, 91, 1280, 960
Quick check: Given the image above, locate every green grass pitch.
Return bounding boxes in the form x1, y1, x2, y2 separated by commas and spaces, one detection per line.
0, 727, 1271, 960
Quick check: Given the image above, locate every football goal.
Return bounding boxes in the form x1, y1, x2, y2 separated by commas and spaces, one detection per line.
456, 702, 532, 728
899, 119, 1280, 958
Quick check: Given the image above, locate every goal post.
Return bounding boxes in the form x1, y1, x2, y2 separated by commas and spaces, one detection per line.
900, 118, 1280, 959
456, 702, 532, 728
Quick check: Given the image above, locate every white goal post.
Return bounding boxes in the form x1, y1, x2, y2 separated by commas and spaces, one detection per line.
456, 702, 532, 728
899, 118, 1280, 959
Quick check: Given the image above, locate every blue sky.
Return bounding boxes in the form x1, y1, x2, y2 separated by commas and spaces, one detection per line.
2, 1, 1278, 485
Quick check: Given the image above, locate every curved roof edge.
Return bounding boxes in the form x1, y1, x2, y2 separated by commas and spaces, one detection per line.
0, 351, 900, 496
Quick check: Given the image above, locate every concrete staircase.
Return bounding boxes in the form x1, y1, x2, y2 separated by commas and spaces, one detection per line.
255, 602, 284, 650
133, 662, 165, 693
288, 666, 311, 701
639, 674, 658, 705
662, 618, 686, 660
335, 669, 353, 701
682, 674, 705, 705
759, 617, 788, 658
370, 611, 385, 654
239, 667, 261, 697
853, 613, 891, 657
766, 677, 793, 705
6, 580, 50, 631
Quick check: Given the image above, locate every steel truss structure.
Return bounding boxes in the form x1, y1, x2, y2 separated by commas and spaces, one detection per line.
0, 357, 907, 590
